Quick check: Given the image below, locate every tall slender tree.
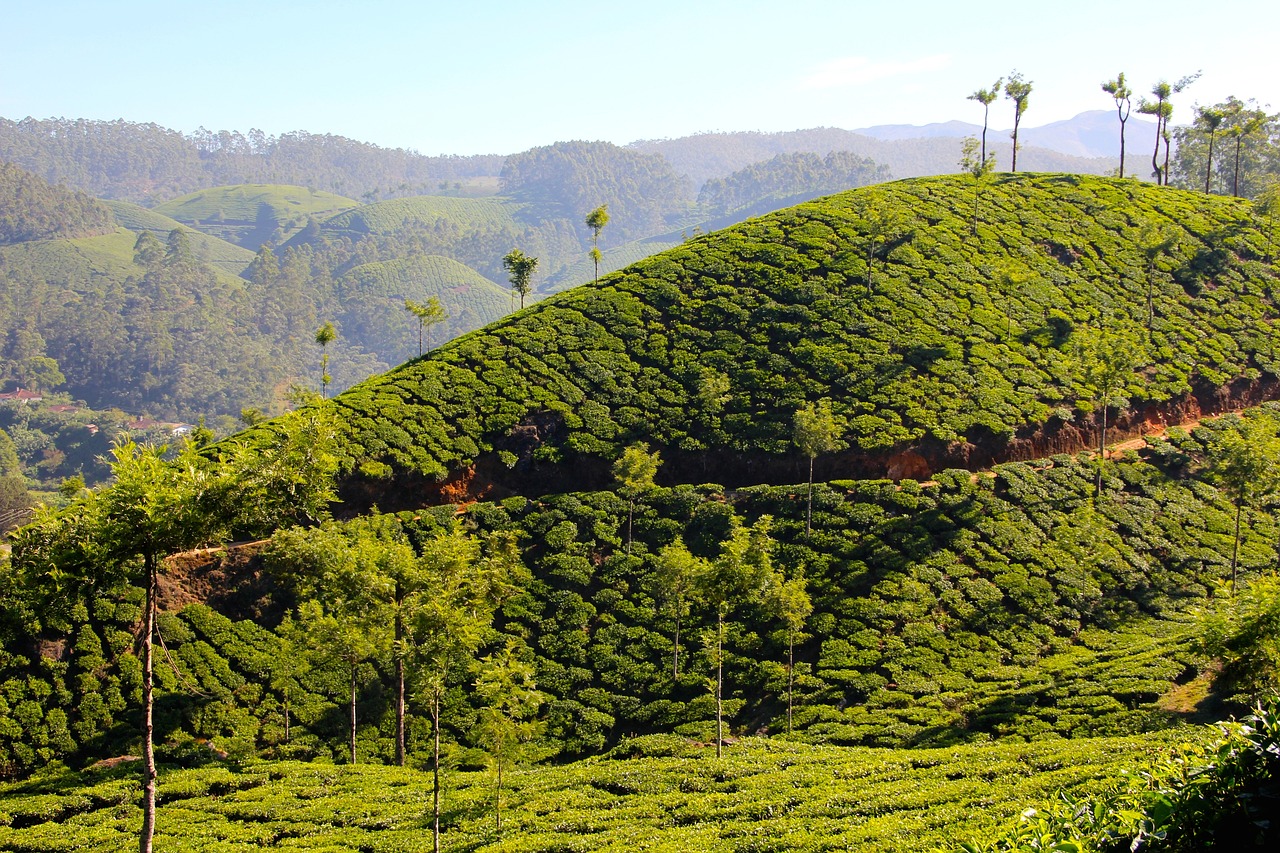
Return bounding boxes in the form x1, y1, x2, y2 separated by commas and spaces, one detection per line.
474, 640, 545, 835
315, 321, 336, 398
404, 296, 447, 356
959, 136, 996, 233
1224, 99, 1268, 197
411, 527, 525, 852
793, 399, 845, 537
767, 568, 812, 734
654, 538, 703, 680
1138, 73, 1198, 185
1004, 71, 1033, 173
502, 249, 538, 311
1101, 73, 1133, 178
967, 79, 1003, 167
1195, 105, 1227, 193
613, 442, 662, 554
1208, 414, 1280, 594
695, 514, 774, 758
585, 204, 610, 284
1081, 326, 1138, 503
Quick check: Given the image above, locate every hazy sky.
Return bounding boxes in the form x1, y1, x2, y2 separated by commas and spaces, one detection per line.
2, 0, 1275, 156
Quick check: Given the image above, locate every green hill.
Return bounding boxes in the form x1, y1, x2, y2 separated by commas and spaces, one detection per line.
153, 184, 360, 250
292, 174, 1280, 496
0, 161, 114, 245
5, 173, 1280, 848
315, 195, 519, 239
104, 200, 256, 276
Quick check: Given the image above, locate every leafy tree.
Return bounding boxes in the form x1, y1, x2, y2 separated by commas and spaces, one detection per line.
1101, 73, 1133, 178
967, 78, 1003, 167
1254, 182, 1280, 262
1080, 327, 1138, 503
1137, 73, 1198, 185
1207, 415, 1280, 593
793, 399, 845, 536
767, 568, 812, 734
474, 640, 545, 834
695, 514, 774, 757
404, 296, 447, 357
13, 441, 229, 853
653, 538, 704, 679
502, 248, 538, 311
1201, 572, 1280, 704
267, 523, 391, 765
315, 321, 336, 398
411, 526, 526, 852
1194, 105, 1227, 193
1004, 72, 1033, 173
959, 137, 995, 233
613, 442, 662, 554
585, 204, 610, 284
1224, 99, 1269, 197
0, 474, 33, 533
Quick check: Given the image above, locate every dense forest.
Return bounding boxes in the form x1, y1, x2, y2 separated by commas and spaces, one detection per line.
0, 118, 505, 204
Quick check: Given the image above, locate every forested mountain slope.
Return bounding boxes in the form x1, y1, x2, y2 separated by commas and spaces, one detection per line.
267, 173, 1280, 508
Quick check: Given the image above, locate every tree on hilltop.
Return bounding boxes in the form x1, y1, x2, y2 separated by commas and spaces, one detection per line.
585, 204, 610, 284
1137, 73, 1198, 185
1101, 73, 1133, 178
315, 321, 336, 398
502, 248, 537, 311
1194, 105, 1227, 193
967, 78, 1003, 167
1223, 99, 1269, 197
404, 296, 447, 356
1004, 72, 1033, 173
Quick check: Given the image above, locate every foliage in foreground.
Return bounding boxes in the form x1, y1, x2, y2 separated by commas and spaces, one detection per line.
958, 697, 1280, 852
0, 732, 1189, 852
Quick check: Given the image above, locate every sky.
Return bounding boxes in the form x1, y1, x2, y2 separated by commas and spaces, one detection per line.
2, 0, 1277, 156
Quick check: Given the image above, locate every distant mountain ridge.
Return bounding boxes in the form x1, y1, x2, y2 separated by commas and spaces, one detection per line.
853, 110, 1160, 159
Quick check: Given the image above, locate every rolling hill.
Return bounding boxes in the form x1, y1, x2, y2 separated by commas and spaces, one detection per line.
152, 184, 360, 250
104, 200, 257, 276
5, 172, 1280, 850
277, 173, 1280, 505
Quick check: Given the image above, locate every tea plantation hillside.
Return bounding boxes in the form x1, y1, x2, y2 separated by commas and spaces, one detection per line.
103, 200, 256, 276
2, 416, 1273, 777
265, 173, 1280, 506
152, 184, 360, 250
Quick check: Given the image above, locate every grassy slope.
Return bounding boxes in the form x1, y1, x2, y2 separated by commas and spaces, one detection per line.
104, 200, 256, 276
0, 732, 1190, 852
316, 195, 519, 238
287, 173, 1280, 489
152, 184, 360, 249
0, 228, 248, 289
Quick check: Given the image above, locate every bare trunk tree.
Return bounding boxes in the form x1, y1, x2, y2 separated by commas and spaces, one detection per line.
139, 553, 157, 853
